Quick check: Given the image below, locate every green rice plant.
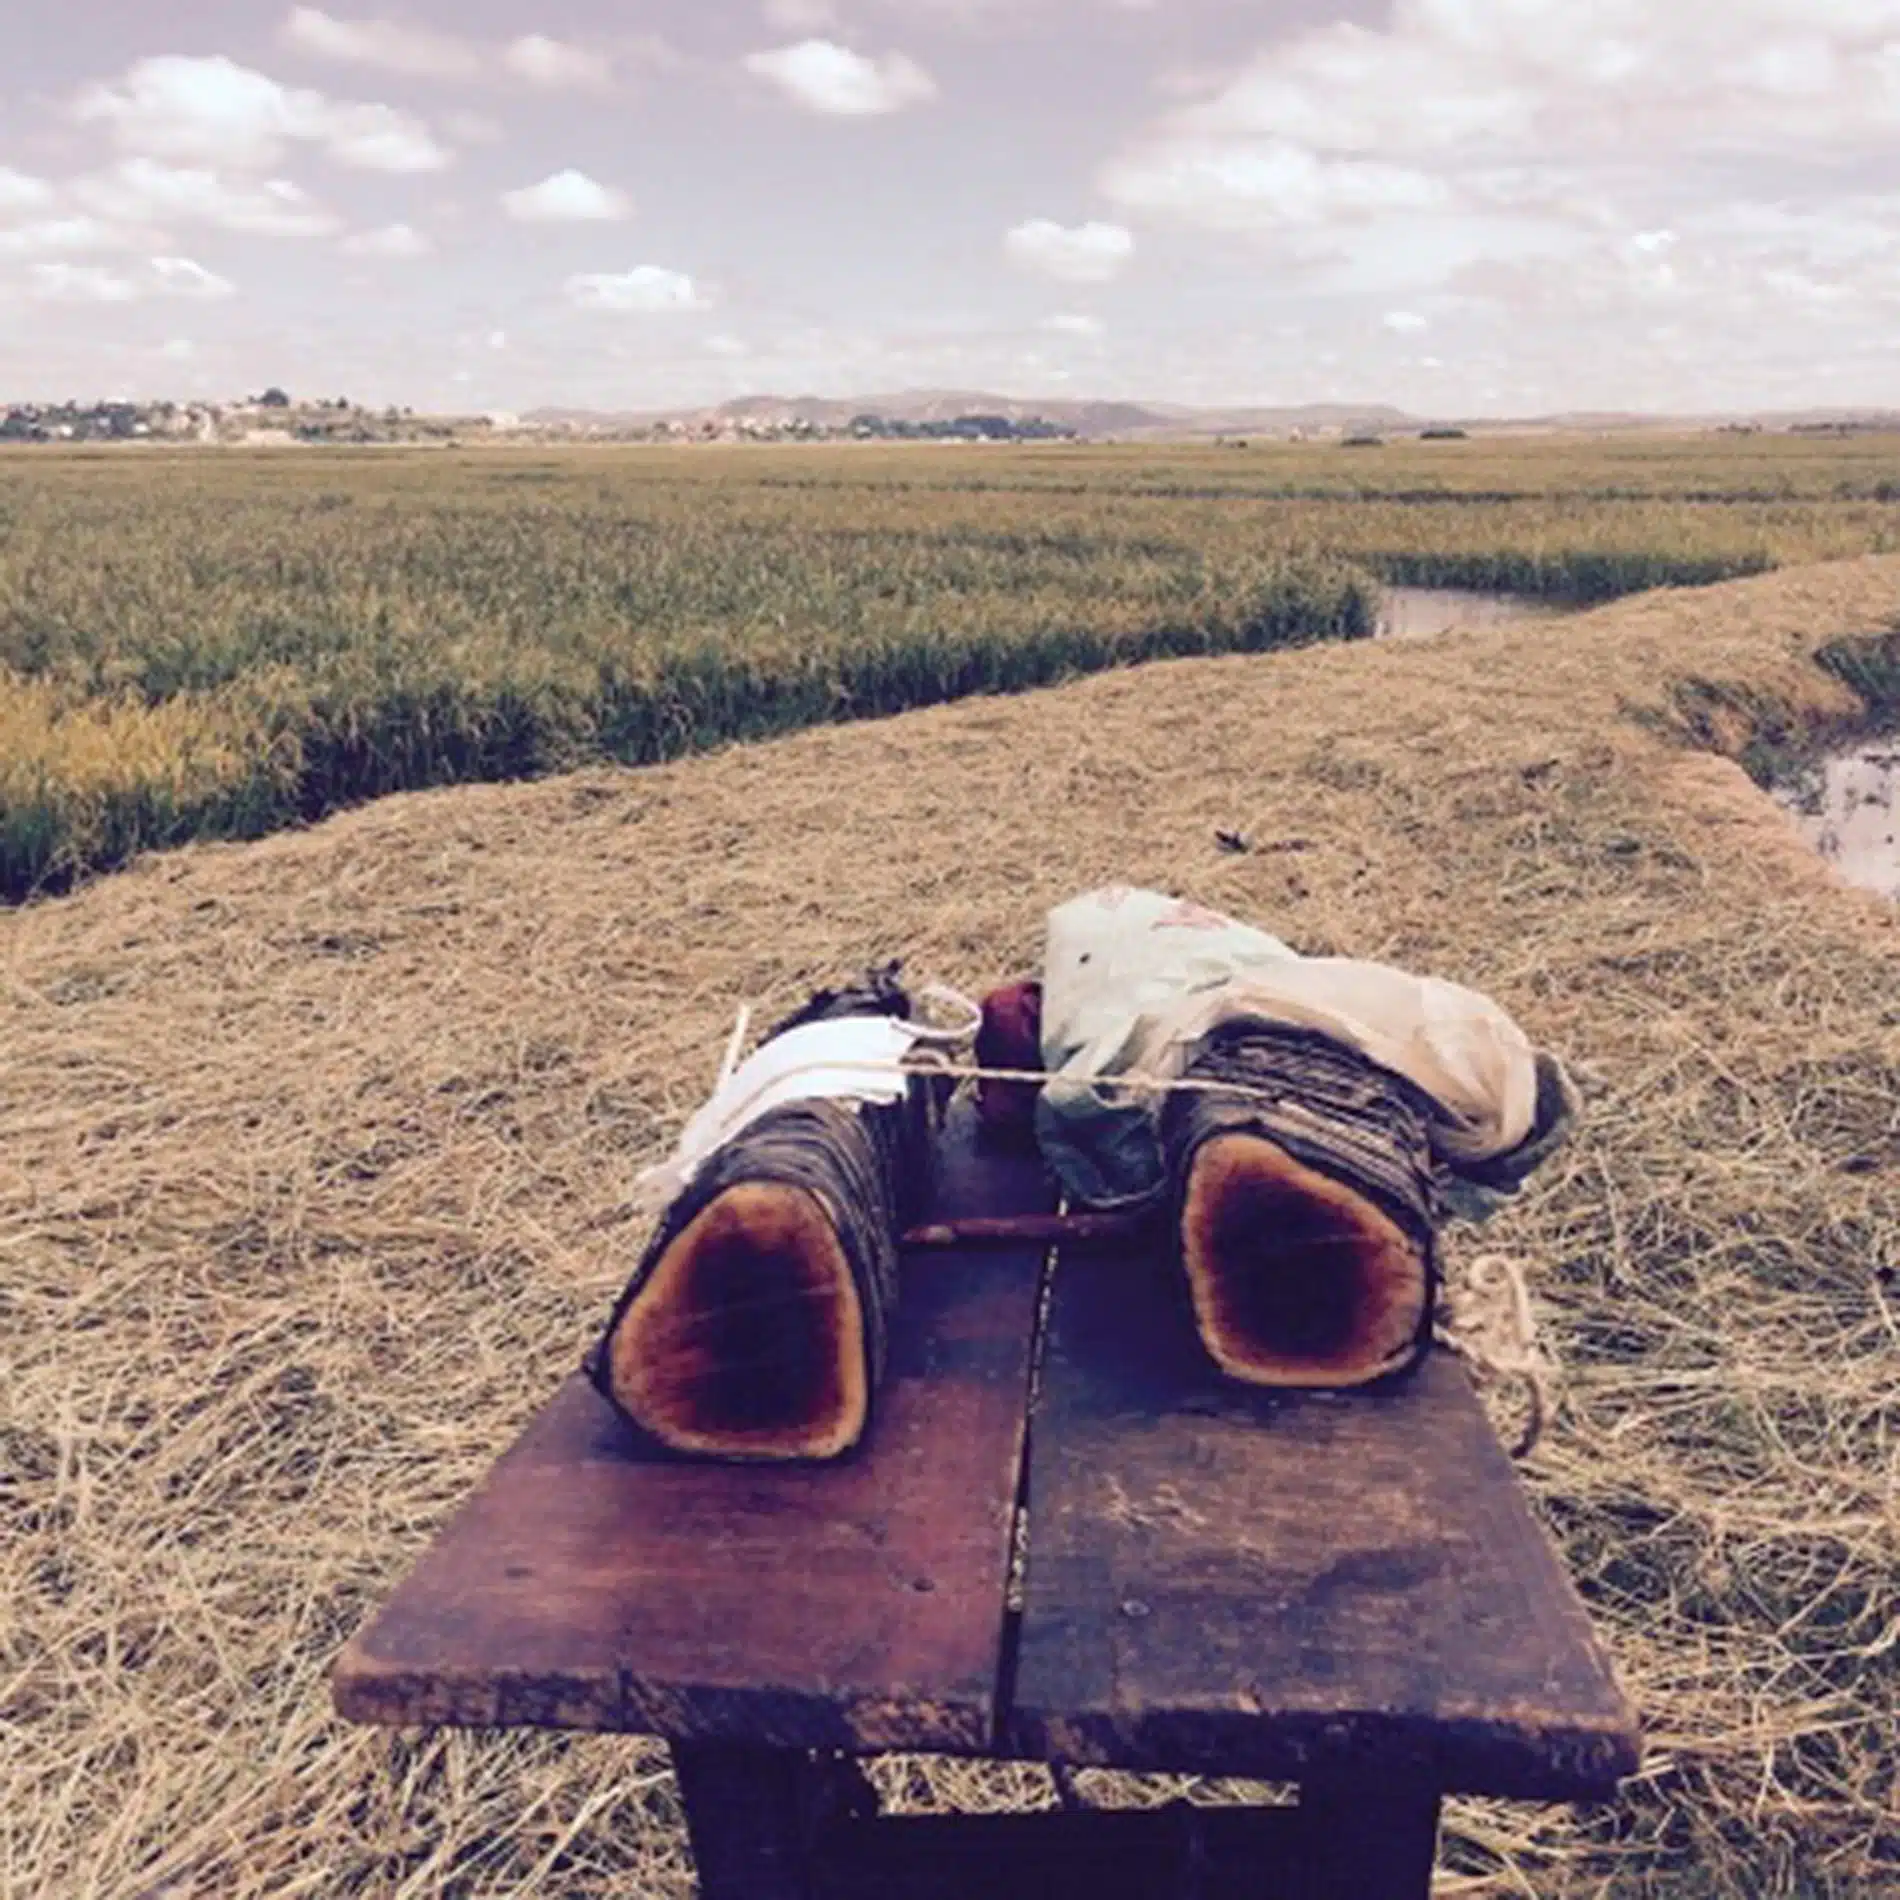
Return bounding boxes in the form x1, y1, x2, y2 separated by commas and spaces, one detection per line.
1815, 626, 1900, 717
2, 431, 1897, 898
1358, 546, 1778, 600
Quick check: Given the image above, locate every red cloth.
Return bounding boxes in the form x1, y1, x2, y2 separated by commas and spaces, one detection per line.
974, 979, 1043, 1148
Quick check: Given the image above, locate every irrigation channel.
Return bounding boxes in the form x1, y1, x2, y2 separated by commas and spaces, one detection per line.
1773, 739, 1900, 902
1373, 586, 1573, 640
1374, 587, 1898, 902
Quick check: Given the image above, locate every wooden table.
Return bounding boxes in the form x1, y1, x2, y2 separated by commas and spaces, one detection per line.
332, 1103, 1640, 1898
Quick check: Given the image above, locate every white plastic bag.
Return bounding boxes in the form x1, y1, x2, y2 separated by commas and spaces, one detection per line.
1035, 885, 1572, 1211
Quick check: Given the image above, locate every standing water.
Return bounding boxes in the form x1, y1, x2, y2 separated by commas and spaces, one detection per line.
1375, 587, 1574, 640
1773, 741, 1900, 901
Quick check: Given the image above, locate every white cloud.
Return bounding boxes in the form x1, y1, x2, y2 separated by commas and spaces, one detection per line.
159, 336, 197, 360
1041, 311, 1105, 337
341, 220, 430, 257
151, 256, 236, 299
502, 169, 632, 224
1004, 218, 1134, 282
283, 11, 617, 91
1102, 139, 1449, 233
281, 8, 479, 79
566, 265, 706, 312
1401, 190, 1900, 409
706, 332, 750, 355
0, 167, 54, 214
325, 110, 448, 171
73, 55, 450, 173
75, 57, 283, 167
75, 159, 337, 237
503, 36, 614, 91
1105, 2, 1900, 248
743, 39, 937, 115
1451, 208, 1900, 321
26, 256, 231, 303
1084, 0, 1900, 407
30, 262, 139, 303
0, 218, 129, 259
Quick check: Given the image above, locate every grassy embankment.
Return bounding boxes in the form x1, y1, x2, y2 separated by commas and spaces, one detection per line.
6, 431, 1900, 899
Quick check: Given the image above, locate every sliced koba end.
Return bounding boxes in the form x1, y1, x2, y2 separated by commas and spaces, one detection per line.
1180, 1132, 1427, 1389
605, 1182, 867, 1461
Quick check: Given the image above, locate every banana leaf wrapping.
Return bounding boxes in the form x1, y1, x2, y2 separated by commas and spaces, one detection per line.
1160, 1017, 1444, 1390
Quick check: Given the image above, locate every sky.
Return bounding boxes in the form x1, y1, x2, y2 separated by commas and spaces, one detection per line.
6, 1, 1900, 417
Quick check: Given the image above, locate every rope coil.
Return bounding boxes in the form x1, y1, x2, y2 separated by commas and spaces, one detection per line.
1434, 1252, 1556, 1457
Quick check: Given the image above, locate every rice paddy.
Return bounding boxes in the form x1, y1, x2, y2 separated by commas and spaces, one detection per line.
7, 430, 1900, 901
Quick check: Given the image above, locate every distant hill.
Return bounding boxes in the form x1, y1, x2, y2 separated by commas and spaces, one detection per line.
520, 389, 1428, 440
1152, 402, 1420, 435
516, 391, 1900, 443
692, 389, 1183, 436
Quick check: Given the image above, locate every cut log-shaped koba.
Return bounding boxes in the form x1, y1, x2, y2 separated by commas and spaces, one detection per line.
604, 1169, 867, 1459
587, 975, 938, 1462
1161, 1019, 1442, 1389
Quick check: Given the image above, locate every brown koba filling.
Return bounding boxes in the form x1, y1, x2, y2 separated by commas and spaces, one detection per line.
1179, 1133, 1427, 1388
607, 1183, 868, 1461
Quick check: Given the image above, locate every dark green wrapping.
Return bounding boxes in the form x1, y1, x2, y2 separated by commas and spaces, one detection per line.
1158, 1017, 1446, 1371
584, 970, 941, 1443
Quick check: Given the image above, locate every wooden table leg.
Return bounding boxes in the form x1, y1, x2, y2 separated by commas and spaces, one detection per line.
672, 1744, 876, 1900
1288, 1775, 1441, 1900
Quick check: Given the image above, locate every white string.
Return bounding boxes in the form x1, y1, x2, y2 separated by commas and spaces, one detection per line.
713, 1004, 751, 1094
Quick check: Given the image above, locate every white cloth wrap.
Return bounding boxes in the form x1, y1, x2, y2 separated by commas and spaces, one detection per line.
632, 1015, 923, 1212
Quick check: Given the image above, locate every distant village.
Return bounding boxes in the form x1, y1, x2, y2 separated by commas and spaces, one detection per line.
1, 390, 457, 446
0, 389, 1081, 448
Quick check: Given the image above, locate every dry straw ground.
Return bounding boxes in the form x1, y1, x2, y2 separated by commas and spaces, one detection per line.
4, 555, 1898, 1898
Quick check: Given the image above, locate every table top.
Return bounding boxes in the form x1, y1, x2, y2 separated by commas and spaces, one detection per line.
332, 1103, 1640, 1800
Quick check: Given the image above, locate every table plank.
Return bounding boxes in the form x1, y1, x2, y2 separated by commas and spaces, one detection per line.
1005, 1237, 1641, 1799
331, 1099, 1053, 1752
